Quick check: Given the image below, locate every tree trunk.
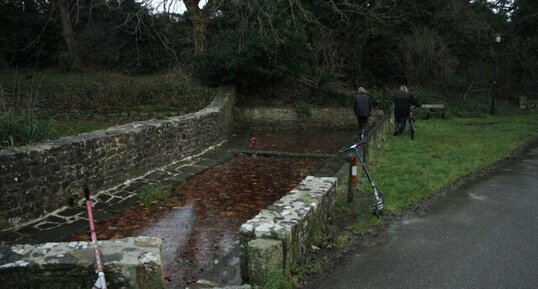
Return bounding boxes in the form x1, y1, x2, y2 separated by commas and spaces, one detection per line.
57, 0, 82, 70
191, 14, 209, 53
184, 0, 216, 54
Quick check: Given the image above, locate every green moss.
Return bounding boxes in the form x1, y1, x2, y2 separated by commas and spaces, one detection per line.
139, 185, 172, 208
263, 270, 292, 289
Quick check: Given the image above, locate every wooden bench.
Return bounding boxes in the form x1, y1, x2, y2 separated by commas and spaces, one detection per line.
421, 104, 446, 119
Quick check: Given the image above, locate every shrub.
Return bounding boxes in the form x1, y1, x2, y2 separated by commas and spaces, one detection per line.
0, 112, 56, 148
294, 101, 312, 118
398, 28, 458, 86
195, 28, 307, 92
369, 88, 394, 111
0, 70, 214, 114
447, 94, 518, 117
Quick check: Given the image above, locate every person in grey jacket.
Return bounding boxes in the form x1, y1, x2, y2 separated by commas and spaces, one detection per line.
353, 87, 372, 141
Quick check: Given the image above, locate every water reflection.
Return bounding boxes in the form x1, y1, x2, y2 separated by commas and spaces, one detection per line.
71, 155, 325, 288
137, 206, 196, 283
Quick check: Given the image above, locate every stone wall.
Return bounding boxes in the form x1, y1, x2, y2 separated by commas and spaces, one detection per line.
0, 237, 164, 289
0, 86, 236, 231
234, 107, 385, 130
238, 106, 393, 287
364, 106, 394, 162
239, 176, 337, 285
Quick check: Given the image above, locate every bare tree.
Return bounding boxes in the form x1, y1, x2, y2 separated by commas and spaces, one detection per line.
56, 0, 82, 70
135, 0, 222, 53
398, 28, 458, 86
183, 0, 222, 53
297, 28, 346, 91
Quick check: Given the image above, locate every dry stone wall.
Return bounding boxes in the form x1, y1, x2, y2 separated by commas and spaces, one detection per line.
0, 237, 163, 289
238, 106, 393, 287
239, 176, 337, 285
234, 107, 384, 130
0, 86, 236, 231
364, 107, 394, 161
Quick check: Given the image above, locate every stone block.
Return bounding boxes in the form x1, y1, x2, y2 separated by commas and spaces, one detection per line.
240, 176, 337, 279
0, 237, 164, 289
247, 239, 283, 287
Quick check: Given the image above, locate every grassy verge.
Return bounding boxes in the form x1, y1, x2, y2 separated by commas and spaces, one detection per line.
0, 69, 214, 112
326, 112, 538, 250
0, 112, 55, 147
0, 116, 140, 148
372, 113, 538, 214
50, 119, 127, 138
346, 113, 538, 233
0, 69, 217, 147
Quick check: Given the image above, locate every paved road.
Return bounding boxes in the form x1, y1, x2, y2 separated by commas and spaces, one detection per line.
307, 142, 538, 289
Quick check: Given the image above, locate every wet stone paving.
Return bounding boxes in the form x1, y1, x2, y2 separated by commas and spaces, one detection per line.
0, 129, 355, 289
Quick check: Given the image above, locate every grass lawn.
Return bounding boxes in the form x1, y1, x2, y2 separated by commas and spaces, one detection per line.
290, 113, 538, 286
331, 112, 538, 238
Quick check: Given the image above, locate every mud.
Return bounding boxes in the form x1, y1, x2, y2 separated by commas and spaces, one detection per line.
247, 129, 354, 154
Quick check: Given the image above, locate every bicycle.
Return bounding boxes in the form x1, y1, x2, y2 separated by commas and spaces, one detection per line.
341, 141, 384, 218
409, 106, 417, 140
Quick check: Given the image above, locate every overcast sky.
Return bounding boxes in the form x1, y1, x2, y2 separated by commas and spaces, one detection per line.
144, 0, 208, 14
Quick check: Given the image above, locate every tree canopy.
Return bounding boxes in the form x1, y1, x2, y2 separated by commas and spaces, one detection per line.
0, 0, 535, 99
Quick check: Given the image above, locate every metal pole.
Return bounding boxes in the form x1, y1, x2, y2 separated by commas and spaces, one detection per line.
491, 46, 497, 115
85, 186, 107, 289
347, 155, 357, 202
491, 35, 500, 115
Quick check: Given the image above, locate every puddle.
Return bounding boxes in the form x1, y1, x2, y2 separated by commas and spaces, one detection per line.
137, 206, 196, 283
163, 155, 326, 286
70, 155, 325, 288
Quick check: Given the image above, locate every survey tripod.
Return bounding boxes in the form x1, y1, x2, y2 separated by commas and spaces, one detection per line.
342, 141, 384, 218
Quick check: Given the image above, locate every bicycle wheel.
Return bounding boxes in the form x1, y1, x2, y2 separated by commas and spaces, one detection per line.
372, 206, 383, 219
410, 118, 415, 140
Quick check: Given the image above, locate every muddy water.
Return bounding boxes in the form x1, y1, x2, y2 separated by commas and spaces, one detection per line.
70, 129, 354, 288
247, 129, 355, 154
72, 155, 325, 287
160, 155, 328, 286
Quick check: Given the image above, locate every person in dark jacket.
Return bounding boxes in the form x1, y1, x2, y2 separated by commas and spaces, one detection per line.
353, 87, 372, 140
393, 85, 420, 136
